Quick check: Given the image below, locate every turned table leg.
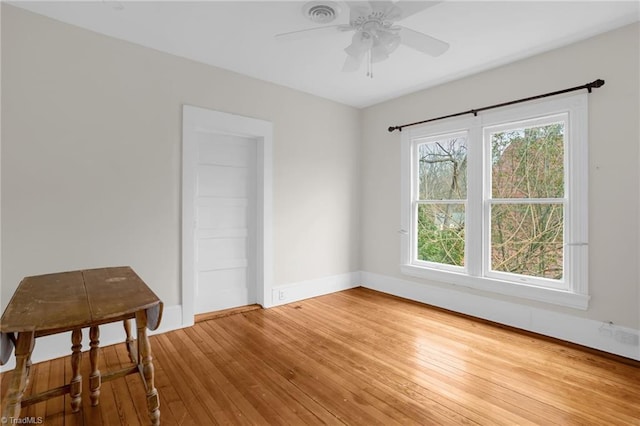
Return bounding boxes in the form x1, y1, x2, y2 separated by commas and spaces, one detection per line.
123, 319, 137, 363
89, 326, 101, 406
70, 329, 82, 412
136, 310, 160, 425
2, 331, 35, 420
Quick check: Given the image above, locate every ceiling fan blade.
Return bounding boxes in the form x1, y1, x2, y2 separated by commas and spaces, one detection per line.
342, 54, 364, 72
399, 26, 449, 56
392, 1, 441, 20
376, 29, 401, 55
275, 24, 350, 41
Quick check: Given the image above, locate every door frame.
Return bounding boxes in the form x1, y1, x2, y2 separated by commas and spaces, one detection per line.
182, 105, 273, 326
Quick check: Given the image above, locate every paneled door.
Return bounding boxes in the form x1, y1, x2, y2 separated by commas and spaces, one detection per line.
194, 132, 257, 313
182, 104, 273, 325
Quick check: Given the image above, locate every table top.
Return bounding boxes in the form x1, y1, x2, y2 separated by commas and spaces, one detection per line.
0, 266, 162, 336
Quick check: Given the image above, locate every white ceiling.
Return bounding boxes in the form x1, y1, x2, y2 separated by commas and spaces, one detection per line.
10, 1, 640, 108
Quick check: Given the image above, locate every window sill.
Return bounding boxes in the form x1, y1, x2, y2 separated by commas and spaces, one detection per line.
400, 264, 589, 310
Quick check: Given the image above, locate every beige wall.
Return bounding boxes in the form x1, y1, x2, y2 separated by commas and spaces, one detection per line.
1, 5, 361, 308
361, 23, 640, 328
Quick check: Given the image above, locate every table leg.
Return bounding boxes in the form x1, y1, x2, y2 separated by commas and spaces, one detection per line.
123, 319, 136, 363
70, 329, 82, 412
136, 310, 160, 425
2, 331, 35, 420
25, 355, 32, 389
89, 326, 101, 406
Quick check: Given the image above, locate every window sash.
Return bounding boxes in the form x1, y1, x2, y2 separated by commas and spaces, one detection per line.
412, 131, 469, 272
484, 114, 569, 289
485, 201, 567, 290
414, 131, 469, 202
412, 200, 467, 272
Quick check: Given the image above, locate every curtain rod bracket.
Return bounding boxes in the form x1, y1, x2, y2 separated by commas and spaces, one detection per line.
387, 78, 605, 133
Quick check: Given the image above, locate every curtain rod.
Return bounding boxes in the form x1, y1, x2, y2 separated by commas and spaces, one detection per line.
387, 79, 605, 133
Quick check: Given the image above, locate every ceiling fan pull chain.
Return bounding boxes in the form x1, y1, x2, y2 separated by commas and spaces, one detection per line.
366, 49, 369, 77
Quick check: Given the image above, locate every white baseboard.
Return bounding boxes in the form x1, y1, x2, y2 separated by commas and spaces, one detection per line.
361, 271, 640, 361
269, 271, 361, 307
1, 304, 184, 373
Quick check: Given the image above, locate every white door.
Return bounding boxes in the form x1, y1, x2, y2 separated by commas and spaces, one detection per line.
194, 133, 257, 313
182, 105, 273, 325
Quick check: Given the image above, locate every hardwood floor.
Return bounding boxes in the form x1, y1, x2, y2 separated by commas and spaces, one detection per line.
2, 287, 639, 425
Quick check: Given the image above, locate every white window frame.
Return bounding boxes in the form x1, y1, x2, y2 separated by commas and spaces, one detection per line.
400, 93, 589, 309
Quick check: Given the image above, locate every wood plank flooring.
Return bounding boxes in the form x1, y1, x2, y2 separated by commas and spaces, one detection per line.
1, 287, 639, 425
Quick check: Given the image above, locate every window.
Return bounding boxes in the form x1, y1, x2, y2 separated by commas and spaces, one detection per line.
415, 132, 467, 269
401, 94, 589, 309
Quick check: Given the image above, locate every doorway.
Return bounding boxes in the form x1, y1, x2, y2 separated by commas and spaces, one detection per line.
182, 105, 273, 325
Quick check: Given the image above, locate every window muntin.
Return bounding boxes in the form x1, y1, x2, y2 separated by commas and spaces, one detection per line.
401, 94, 589, 308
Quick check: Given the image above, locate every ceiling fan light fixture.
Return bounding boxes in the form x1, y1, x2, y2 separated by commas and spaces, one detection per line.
376, 30, 401, 55
302, 1, 341, 24
371, 46, 389, 63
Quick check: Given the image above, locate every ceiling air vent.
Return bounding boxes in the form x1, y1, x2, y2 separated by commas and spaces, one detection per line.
302, 1, 340, 24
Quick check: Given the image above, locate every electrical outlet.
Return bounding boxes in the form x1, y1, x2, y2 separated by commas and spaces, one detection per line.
615, 330, 640, 346
598, 321, 614, 338
278, 290, 285, 301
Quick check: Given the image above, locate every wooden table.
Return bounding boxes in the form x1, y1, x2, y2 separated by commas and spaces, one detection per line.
0, 266, 163, 425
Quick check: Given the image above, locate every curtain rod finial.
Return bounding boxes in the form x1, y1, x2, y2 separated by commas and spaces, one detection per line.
388, 126, 399, 132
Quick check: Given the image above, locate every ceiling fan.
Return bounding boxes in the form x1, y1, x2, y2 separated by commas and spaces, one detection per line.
275, 1, 449, 77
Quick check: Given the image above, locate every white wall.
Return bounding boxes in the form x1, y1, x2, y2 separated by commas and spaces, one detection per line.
1, 5, 361, 313
360, 23, 639, 351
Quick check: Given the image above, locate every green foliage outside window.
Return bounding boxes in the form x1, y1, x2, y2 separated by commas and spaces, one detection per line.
417, 203, 465, 266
